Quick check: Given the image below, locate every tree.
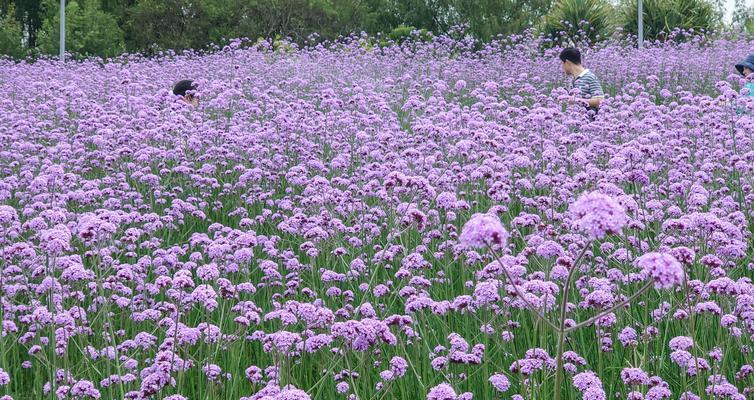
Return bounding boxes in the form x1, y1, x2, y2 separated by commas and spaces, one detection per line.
0, 0, 43, 47
37, 0, 125, 58
453, 0, 553, 40
125, 0, 222, 52
0, 4, 24, 58
379, 0, 455, 34
234, 0, 373, 43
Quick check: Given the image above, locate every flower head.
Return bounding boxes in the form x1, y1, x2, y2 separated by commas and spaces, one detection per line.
569, 191, 628, 239
278, 386, 312, 400
488, 373, 510, 392
669, 336, 694, 351
621, 368, 649, 386
459, 213, 508, 249
636, 253, 684, 289
427, 383, 457, 400
70, 380, 101, 399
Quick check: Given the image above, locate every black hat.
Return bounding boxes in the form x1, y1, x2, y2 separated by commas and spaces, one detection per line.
735, 54, 754, 76
173, 80, 196, 96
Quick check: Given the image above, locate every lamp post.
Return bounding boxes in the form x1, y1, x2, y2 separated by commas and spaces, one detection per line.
638, 0, 643, 49
60, 0, 65, 61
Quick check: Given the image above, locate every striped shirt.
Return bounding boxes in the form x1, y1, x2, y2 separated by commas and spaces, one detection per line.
573, 69, 604, 99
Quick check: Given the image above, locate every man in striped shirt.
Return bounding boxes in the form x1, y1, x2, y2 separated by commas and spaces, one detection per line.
559, 47, 604, 110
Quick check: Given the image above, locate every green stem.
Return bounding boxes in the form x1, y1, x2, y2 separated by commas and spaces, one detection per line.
485, 244, 560, 331
553, 245, 588, 400
553, 328, 567, 400
565, 281, 653, 334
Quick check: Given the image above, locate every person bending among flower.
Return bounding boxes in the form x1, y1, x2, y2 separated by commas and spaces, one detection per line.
735, 54, 754, 97
559, 47, 604, 110
172, 79, 199, 107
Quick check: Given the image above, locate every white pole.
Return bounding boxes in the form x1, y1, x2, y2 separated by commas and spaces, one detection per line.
60, 0, 65, 61
638, 0, 643, 49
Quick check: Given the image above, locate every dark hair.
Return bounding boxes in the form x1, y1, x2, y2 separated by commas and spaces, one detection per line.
559, 48, 581, 65
172, 80, 196, 97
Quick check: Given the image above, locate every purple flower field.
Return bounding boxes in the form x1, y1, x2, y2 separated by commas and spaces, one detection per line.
2, 34, 754, 399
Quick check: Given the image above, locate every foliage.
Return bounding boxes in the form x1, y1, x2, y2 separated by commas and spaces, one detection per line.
0, 0, 43, 47
541, 0, 615, 45
387, 25, 432, 43
37, 0, 124, 58
0, 4, 24, 58
453, 0, 553, 41
376, 0, 553, 41
620, 0, 718, 42
124, 0, 211, 53
0, 0, 742, 58
0, 0, 557, 58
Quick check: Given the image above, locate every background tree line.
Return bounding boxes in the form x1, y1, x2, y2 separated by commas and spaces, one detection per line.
0, 0, 752, 59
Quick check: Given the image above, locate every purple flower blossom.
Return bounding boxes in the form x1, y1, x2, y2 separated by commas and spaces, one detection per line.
669, 336, 694, 351
646, 385, 672, 400
1, 31, 754, 400
573, 371, 603, 392
459, 213, 509, 249
583, 387, 606, 400
636, 253, 684, 289
427, 383, 457, 400
568, 191, 628, 239
432, 356, 449, 371
336, 382, 349, 394
489, 373, 510, 392
619, 327, 638, 347
277, 386, 312, 400
70, 380, 101, 399
390, 356, 408, 377
621, 368, 648, 386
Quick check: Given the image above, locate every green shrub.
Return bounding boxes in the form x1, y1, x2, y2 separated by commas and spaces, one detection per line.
620, 0, 718, 42
387, 25, 431, 44
541, 0, 615, 46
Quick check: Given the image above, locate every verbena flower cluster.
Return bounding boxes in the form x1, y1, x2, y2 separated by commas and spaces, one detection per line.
0, 31, 753, 399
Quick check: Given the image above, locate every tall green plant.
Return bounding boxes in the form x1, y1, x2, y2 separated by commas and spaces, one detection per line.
620, 0, 718, 42
541, 0, 614, 46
